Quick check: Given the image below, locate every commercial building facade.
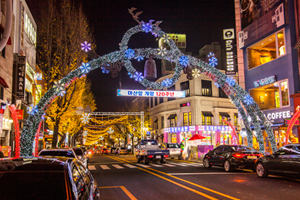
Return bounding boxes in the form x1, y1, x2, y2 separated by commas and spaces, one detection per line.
235, 0, 300, 150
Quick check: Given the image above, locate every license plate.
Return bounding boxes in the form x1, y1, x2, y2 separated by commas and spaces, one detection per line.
247, 156, 257, 159
156, 155, 161, 159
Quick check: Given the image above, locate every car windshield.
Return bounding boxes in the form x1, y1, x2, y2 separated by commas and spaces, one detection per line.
73, 148, 84, 155
230, 146, 256, 152
140, 140, 158, 145
0, 171, 67, 199
39, 150, 75, 157
167, 143, 180, 148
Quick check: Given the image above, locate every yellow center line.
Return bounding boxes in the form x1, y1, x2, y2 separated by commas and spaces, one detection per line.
99, 186, 137, 200
107, 155, 240, 200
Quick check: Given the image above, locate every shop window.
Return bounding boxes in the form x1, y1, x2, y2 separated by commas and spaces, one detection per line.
183, 112, 191, 126
180, 81, 190, 97
247, 29, 285, 69
201, 113, 212, 125
234, 113, 238, 127
219, 115, 228, 125
219, 87, 227, 98
168, 85, 176, 101
161, 116, 164, 129
201, 80, 212, 96
168, 114, 177, 127
249, 79, 289, 110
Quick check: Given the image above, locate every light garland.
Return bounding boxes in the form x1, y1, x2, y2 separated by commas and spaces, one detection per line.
20, 15, 277, 156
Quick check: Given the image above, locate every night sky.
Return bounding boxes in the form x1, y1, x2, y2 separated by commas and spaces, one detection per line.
26, 0, 235, 112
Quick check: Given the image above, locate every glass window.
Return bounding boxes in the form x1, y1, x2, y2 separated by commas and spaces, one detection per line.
183, 112, 191, 126
202, 114, 205, 125
219, 87, 228, 98
247, 29, 285, 69
201, 80, 212, 96
161, 116, 164, 128
159, 97, 163, 104
219, 115, 227, 125
72, 166, 85, 195
249, 79, 289, 110
234, 114, 238, 127
201, 114, 212, 125
180, 81, 190, 97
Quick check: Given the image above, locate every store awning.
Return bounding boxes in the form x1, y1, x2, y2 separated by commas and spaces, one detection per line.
250, 123, 285, 130
219, 112, 230, 117
168, 114, 176, 119
0, 77, 9, 88
202, 111, 214, 117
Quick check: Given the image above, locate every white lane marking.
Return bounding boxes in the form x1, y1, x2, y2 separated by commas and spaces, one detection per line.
169, 163, 189, 166
136, 164, 151, 168
124, 164, 137, 168
112, 164, 124, 169
88, 165, 96, 170
100, 165, 110, 170
163, 164, 176, 167
169, 172, 244, 175
149, 163, 163, 167
186, 163, 203, 167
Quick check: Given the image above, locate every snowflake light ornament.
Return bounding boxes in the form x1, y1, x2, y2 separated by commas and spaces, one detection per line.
209, 57, 218, 67
81, 41, 92, 52
125, 48, 135, 59
162, 78, 172, 87
152, 32, 158, 37
141, 22, 152, 33
133, 72, 144, 82
208, 52, 215, 57
128, 72, 134, 78
162, 34, 171, 43
27, 104, 34, 114
80, 113, 91, 124
108, 127, 114, 134
30, 106, 38, 116
135, 56, 144, 62
101, 64, 110, 74
53, 80, 65, 92
82, 130, 88, 137
99, 136, 104, 140
59, 90, 66, 97
41, 113, 46, 120
157, 46, 167, 56
192, 68, 201, 78
179, 55, 189, 67
80, 62, 91, 74
226, 76, 236, 86
244, 94, 254, 105
214, 82, 220, 88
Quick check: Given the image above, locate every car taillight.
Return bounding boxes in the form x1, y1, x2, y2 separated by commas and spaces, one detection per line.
232, 153, 247, 158
164, 155, 169, 158
148, 155, 153, 158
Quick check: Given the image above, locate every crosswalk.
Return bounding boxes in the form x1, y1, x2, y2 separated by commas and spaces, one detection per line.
88, 162, 203, 171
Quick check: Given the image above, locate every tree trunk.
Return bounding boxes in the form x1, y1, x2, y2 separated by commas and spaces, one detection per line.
52, 121, 59, 148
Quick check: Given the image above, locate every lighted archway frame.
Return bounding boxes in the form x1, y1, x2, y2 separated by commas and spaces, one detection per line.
20, 23, 277, 156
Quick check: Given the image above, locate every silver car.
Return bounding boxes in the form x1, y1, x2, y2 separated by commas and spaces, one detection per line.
163, 143, 182, 159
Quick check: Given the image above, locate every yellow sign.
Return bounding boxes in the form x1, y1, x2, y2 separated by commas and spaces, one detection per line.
168, 34, 186, 49
171, 134, 177, 143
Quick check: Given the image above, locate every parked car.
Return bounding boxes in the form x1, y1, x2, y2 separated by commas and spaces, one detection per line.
116, 147, 127, 155
101, 148, 109, 155
38, 148, 77, 159
0, 157, 100, 199
203, 145, 263, 172
73, 147, 89, 167
256, 144, 300, 178
136, 139, 169, 164
162, 143, 182, 159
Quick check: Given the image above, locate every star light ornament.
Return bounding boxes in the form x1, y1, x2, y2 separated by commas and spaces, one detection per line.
81, 41, 92, 52
157, 46, 167, 56
80, 113, 91, 124
192, 68, 201, 78
80, 62, 91, 74
133, 72, 144, 82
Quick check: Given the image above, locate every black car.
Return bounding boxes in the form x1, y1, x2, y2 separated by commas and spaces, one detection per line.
203, 145, 262, 172
0, 157, 100, 200
256, 144, 300, 178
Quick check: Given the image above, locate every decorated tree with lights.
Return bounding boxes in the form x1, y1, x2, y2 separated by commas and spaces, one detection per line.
36, 0, 96, 147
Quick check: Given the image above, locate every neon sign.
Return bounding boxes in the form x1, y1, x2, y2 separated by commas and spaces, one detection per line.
117, 89, 185, 98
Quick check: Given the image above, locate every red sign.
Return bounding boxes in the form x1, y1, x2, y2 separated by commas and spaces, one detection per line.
15, 110, 24, 120
285, 119, 300, 126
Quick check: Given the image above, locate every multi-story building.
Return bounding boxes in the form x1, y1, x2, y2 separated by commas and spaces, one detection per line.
149, 71, 239, 148
235, 0, 299, 150
0, 0, 14, 154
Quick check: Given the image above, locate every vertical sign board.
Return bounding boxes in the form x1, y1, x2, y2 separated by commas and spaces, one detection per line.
16, 56, 26, 100
223, 28, 236, 75
20, 2, 25, 55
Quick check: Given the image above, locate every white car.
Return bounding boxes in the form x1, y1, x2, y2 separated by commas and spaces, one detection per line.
162, 143, 182, 159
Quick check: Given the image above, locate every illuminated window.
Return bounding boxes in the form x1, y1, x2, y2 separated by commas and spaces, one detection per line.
247, 29, 285, 69
234, 113, 238, 126
249, 79, 289, 110
219, 115, 228, 125
201, 80, 212, 96
183, 112, 191, 126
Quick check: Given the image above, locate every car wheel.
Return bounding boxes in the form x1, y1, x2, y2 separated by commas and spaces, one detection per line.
256, 162, 268, 178
224, 160, 233, 172
143, 157, 149, 165
136, 156, 141, 163
203, 158, 212, 168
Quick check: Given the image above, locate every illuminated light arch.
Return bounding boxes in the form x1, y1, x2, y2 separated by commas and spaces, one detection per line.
20, 20, 277, 156
285, 106, 300, 145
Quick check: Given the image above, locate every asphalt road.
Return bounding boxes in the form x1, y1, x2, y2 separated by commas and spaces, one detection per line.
88, 154, 300, 200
